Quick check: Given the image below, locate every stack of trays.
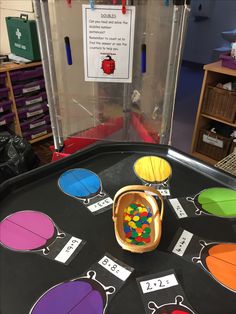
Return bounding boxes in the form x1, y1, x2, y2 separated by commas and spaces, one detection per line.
0, 72, 14, 127
11, 66, 51, 140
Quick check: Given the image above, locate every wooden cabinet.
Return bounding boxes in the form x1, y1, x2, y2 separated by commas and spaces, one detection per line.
0, 62, 52, 143
191, 61, 236, 165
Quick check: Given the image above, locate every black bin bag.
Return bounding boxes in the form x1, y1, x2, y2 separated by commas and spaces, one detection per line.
0, 136, 39, 184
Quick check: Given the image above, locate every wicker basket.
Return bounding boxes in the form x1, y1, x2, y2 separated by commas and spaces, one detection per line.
196, 129, 232, 161
112, 185, 164, 254
229, 140, 236, 154
202, 86, 236, 123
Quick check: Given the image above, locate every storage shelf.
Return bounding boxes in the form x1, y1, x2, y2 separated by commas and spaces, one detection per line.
0, 62, 42, 73
191, 151, 218, 166
191, 61, 236, 165
0, 62, 51, 145
204, 61, 236, 77
29, 132, 52, 144
201, 113, 236, 127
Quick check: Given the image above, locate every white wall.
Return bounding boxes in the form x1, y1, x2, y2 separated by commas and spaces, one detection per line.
183, 0, 236, 64
0, 0, 35, 54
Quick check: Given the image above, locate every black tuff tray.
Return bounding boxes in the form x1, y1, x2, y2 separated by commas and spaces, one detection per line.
0, 143, 235, 314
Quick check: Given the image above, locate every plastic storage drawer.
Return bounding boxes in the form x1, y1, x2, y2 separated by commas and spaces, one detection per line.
0, 73, 6, 86
18, 102, 48, 120
0, 112, 14, 126
15, 91, 47, 107
0, 100, 12, 113
13, 79, 45, 96
10, 66, 43, 83
23, 125, 51, 141
21, 114, 50, 131
0, 87, 9, 100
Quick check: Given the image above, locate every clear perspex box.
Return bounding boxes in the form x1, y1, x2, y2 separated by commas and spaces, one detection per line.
34, 0, 190, 155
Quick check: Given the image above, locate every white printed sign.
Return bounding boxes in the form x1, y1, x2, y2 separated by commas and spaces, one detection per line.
140, 274, 178, 294
98, 255, 132, 281
23, 85, 40, 94
27, 109, 43, 118
26, 96, 43, 106
158, 189, 170, 196
203, 134, 223, 148
82, 5, 135, 83
87, 197, 113, 213
54, 237, 82, 263
169, 198, 187, 218
30, 120, 46, 129
172, 230, 193, 257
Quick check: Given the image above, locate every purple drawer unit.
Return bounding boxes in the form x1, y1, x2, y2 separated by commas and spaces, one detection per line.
10, 66, 44, 83
15, 91, 47, 107
18, 102, 48, 120
13, 79, 45, 96
0, 87, 9, 100
21, 114, 50, 131
220, 54, 236, 70
0, 112, 14, 126
0, 73, 6, 86
0, 100, 12, 113
23, 124, 51, 141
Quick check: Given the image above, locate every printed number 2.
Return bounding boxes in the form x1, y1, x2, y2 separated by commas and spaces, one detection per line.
158, 279, 165, 287
146, 282, 152, 291
146, 279, 165, 291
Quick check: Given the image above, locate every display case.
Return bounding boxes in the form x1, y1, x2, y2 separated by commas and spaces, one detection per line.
34, 0, 190, 154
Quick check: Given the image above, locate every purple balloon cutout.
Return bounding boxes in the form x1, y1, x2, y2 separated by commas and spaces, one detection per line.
30, 271, 115, 314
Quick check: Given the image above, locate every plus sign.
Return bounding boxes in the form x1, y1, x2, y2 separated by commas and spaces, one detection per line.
16, 28, 22, 40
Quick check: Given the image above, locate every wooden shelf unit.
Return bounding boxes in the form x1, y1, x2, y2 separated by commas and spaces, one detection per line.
0, 62, 52, 144
191, 61, 236, 165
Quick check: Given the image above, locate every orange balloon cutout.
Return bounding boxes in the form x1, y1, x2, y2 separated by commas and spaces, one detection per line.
193, 242, 236, 293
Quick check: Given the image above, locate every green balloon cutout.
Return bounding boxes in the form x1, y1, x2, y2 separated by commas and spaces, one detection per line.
197, 187, 236, 217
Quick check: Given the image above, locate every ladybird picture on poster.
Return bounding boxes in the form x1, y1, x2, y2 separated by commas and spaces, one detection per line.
82, 5, 136, 83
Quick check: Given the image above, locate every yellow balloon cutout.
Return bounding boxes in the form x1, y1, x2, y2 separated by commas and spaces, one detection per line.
134, 156, 172, 184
